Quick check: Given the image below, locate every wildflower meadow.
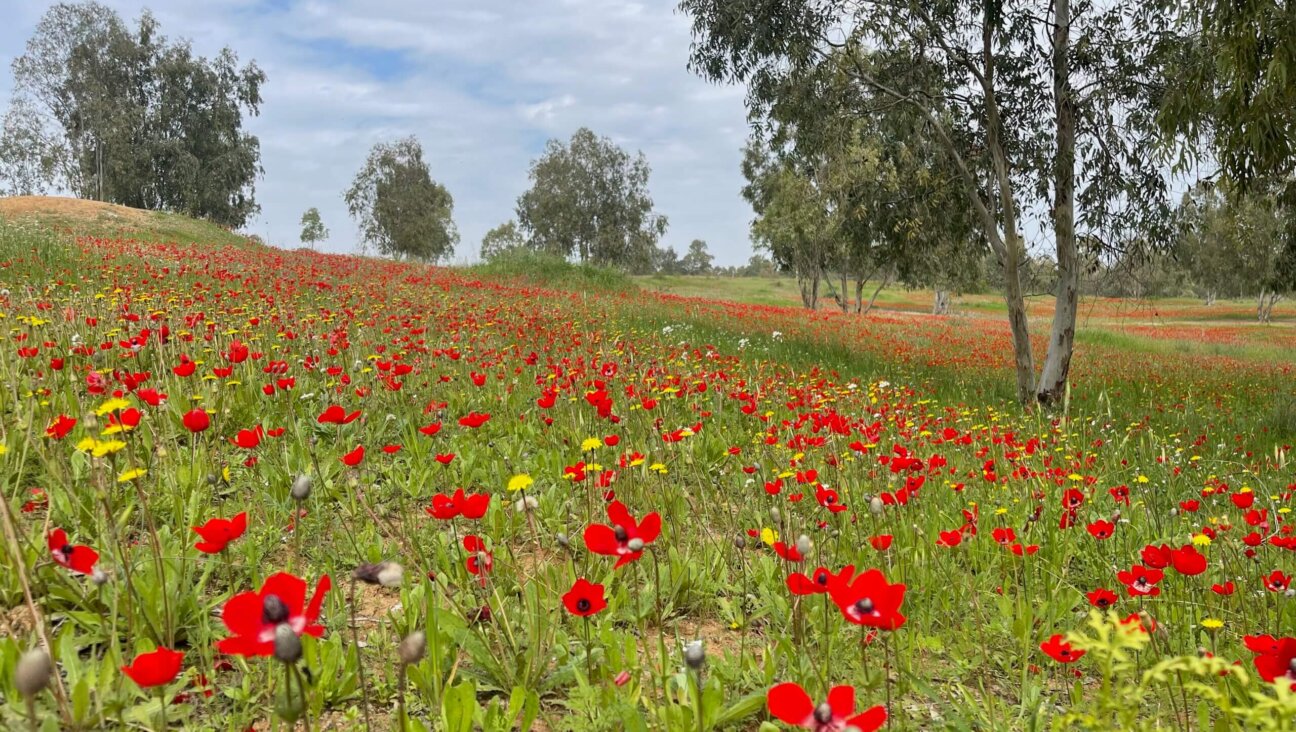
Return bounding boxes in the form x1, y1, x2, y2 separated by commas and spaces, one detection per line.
0, 219, 1293, 731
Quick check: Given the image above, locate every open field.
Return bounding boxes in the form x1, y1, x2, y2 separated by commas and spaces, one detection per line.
1, 206, 1295, 731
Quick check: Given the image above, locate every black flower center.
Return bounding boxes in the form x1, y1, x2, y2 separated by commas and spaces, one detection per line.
613, 525, 628, 542
576, 598, 591, 612
262, 594, 289, 624
813, 702, 834, 724
855, 597, 875, 615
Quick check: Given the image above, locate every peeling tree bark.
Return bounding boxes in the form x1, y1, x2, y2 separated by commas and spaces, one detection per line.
1036, 0, 1079, 407
933, 289, 951, 315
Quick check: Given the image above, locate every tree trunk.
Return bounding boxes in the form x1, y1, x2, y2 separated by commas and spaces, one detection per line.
839, 273, 850, 313
1258, 290, 1281, 323
862, 270, 892, 315
854, 278, 865, 314
932, 289, 951, 315
810, 273, 819, 311
1204, 290, 1216, 306
1036, 0, 1078, 407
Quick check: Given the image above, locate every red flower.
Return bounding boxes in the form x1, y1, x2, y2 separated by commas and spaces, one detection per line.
458, 412, 491, 428
869, 535, 893, 551
48, 528, 99, 575
1086, 520, 1114, 540
991, 527, 1016, 545
829, 568, 906, 630
1265, 570, 1292, 593
936, 530, 963, 548
583, 500, 662, 569
434, 453, 456, 465
1116, 565, 1163, 597
1040, 634, 1085, 663
766, 682, 886, 732
1140, 544, 1172, 569
1251, 637, 1296, 687
45, 414, 77, 440
786, 566, 855, 596
193, 512, 248, 554
182, 409, 210, 433
561, 578, 607, 617
426, 488, 491, 520
317, 405, 361, 425
217, 572, 331, 657
340, 445, 365, 467
1086, 588, 1119, 609
1170, 545, 1207, 576
418, 422, 442, 436
122, 647, 184, 688
463, 535, 493, 583
230, 425, 264, 449
815, 485, 847, 513
1211, 581, 1235, 596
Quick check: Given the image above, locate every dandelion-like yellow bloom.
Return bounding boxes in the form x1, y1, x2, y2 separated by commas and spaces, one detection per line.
95, 398, 131, 416
117, 467, 147, 483
1200, 618, 1223, 630
581, 437, 602, 451
508, 474, 534, 492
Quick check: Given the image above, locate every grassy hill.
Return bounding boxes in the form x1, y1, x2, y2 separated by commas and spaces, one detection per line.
0, 195, 258, 248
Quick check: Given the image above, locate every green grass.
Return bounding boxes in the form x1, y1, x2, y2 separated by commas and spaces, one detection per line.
469, 251, 637, 292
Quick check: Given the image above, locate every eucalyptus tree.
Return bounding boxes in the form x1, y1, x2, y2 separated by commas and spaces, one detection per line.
345, 137, 459, 263
681, 0, 1172, 405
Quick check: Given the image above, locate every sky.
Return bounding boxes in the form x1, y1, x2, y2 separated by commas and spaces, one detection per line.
0, 0, 758, 265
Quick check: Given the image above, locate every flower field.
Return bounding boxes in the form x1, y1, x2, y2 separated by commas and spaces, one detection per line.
1, 225, 1296, 731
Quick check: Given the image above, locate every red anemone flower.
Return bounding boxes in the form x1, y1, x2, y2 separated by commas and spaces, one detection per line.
828, 568, 907, 630
1265, 570, 1292, 593
48, 528, 99, 575
340, 445, 365, 467
561, 578, 607, 617
1211, 581, 1235, 596
122, 647, 184, 688
45, 414, 77, 440
193, 512, 248, 554
583, 500, 662, 569
1086, 520, 1115, 540
766, 682, 886, 732
458, 412, 491, 428
1040, 634, 1086, 663
787, 566, 855, 596
1116, 565, 1164, 597
427, 488, 491, 520
1251, 637, 1296, 687
869, 535, 893, 551
182, 409, 210, 433
1086, 588, 1119, 609
217, 572, 331, 657
463, 535, 493, 584
1169, 545, 1207, 576
317, 405, 361, 425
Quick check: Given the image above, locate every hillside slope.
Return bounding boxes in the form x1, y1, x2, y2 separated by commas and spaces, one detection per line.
0, 195, 258, 247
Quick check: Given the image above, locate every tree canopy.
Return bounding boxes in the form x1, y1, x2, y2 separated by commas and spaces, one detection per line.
516, 127, 667, 269
1, 1, 265, 228
344, 137, 459, 263
299, 207, 328, 248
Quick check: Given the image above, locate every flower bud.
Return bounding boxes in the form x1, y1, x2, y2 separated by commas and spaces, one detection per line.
290, 474, 312, 501
733, 535, 746, 550
398, 631, 427, 665
91, 568, 109, 586
15, 648, 52, 698
869, 496, 884, 515
556, 532, 570, 548
795, 534, 812, 557
769, 507, 781, 523
274, 623, 302, 664
683, 640, 705, 670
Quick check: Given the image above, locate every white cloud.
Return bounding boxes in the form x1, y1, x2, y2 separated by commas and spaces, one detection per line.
2, 1, 757, 265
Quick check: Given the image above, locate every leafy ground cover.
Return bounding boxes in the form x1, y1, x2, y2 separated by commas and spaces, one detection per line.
1, 215, 1295, 731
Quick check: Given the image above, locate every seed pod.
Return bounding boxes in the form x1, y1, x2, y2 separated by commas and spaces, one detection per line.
290, 474, 312, 501
733, 535, 746, 550
795, 534, 812, 557
274, 623, 302, 664
769, 507, 781, 523
627, 537, 645, 552
683, 640, 705, 670
869, 496, 884, 515
15, 648, 52, 698
398, 631, 427, 666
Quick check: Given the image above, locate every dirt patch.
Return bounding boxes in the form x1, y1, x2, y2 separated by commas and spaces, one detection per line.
0, 604, 36, 638
0, 195, 157, 229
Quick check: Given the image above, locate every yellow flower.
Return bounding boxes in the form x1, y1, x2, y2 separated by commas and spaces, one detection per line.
1200, 618, 1223, 630
94, 397, 131, 416
117, 467, 147, 483
648, 463, 668, 474
1136, 475, 1150, 484
1192, 533, 1212, 546
508, 474, 534, 492
760, 527, 778, 546
581, 437, 603, 451
0, 445, 7, 456
100, 423, 131, 436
